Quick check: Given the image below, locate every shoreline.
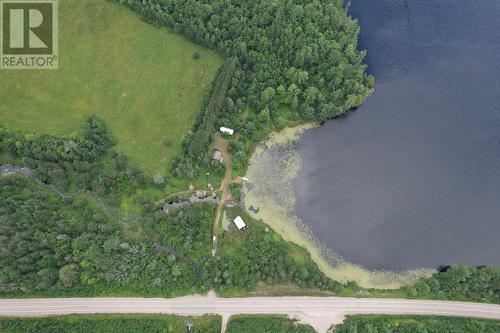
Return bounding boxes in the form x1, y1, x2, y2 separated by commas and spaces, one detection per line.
243, 125, 434, 289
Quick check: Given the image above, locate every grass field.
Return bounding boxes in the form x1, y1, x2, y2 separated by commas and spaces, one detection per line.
0, 0, 222, 175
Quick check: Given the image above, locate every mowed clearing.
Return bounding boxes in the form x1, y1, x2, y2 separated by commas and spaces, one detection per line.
0, 0, 222, 174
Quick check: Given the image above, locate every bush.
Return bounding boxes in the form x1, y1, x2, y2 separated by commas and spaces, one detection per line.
229, 183, 242, 202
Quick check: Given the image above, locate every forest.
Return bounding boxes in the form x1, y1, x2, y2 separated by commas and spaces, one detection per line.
0, 175, 214, 296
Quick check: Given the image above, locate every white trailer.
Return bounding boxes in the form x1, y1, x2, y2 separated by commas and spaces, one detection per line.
220, 127, 234, 135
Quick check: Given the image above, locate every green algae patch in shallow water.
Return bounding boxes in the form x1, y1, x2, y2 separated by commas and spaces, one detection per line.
243, 126, 434, 289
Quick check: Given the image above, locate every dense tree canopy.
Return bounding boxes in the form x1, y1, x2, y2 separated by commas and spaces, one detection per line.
0, 177, 213, 296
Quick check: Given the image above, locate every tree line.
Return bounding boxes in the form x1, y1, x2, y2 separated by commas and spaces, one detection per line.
188, 57, 238, 158
0, 314, 221, 333
407, 265, 500, 304
333, 315, 500, 333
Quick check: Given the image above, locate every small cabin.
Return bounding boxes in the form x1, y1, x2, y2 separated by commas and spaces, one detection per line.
220, 127, 234, 135
233, 216, 247, 230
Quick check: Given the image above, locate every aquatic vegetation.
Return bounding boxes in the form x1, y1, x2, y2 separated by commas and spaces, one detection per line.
244, 126, 433, 289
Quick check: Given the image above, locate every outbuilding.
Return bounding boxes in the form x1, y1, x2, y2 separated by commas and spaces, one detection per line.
212, 150, 223, 162
220, 127, 234, 135
233, 216, 247, 230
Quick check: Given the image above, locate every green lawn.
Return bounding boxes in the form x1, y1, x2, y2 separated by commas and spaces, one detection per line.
0, 0, 222, 175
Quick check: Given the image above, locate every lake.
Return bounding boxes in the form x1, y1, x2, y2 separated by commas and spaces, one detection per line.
292, 0, 500, 270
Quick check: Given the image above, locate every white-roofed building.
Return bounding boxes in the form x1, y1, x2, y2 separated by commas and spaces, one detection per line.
220, 127, 234, 135
233, 216, 247, 230
212, 150, 223, 162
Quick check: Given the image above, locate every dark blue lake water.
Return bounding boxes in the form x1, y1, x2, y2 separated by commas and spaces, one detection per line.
294, 0, 500, 270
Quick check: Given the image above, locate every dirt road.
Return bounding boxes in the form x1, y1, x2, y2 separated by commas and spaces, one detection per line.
1, 295, 499, 333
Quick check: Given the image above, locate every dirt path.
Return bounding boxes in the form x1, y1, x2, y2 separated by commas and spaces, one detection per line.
210, 134, 233, 256
209, 134, 244, 255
